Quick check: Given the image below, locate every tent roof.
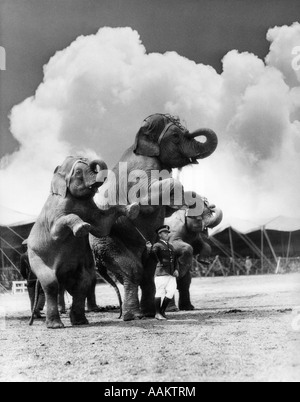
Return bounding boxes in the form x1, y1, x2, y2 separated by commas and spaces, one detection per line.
0, 205, 37, 227
210, 215, 300, 236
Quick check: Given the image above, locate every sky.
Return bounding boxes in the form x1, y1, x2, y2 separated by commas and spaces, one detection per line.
0, 0, 300, 223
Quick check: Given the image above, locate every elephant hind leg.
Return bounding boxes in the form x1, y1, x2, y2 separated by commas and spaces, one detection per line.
28, 250, 64, 329
123, 278, 142, 321
92, 236, 143, 321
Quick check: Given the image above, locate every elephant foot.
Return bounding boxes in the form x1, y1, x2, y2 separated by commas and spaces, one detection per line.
73, 222, 91, 237
70, 311, 89, 326
72, 318, 89, 326
123, 311, 143, 321
86, 305, 102, 313
46, 318, 65, 329
142, 312, 155, 319
179, 304, 195, 311
71, 316, 89, 326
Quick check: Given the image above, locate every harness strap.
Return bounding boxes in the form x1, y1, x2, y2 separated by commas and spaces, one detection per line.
157, 122, 174, 144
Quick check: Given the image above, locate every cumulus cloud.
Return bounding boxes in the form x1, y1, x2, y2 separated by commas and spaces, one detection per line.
0, 24, 300, 222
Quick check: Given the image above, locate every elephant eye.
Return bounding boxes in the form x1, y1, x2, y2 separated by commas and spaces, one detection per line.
75, 169, 82, 177
172, 133, 180, 143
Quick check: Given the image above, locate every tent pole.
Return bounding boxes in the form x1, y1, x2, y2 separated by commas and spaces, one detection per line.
261, 227, 264, 274
210, 236, 245, 273
286, 232, 292, 259
0, 238, 5, 269
263, 228, 278, 266
236, 232, 274, 271
228, 227, 235, 272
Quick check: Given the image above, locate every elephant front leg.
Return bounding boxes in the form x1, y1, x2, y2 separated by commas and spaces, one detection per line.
51, 214, 91, 241
70, 295, 89, 326
123, 279, 142, 321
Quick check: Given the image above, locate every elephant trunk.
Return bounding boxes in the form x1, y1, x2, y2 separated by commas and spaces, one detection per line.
88, 159, 108, 185
89, 159, 108, 173
207, 207, 223, 229
186, 128, 218, 159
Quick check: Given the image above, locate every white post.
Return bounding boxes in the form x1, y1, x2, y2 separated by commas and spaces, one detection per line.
0, 46, 6, 71
275, 257, 282, 274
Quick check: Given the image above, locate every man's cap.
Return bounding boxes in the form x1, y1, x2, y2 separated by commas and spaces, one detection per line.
156, 225, 170, 235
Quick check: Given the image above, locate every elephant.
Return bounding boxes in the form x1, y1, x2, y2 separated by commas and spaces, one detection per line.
91, 113, 218, 321
28, 155, 139, 329
165, 192, 223, 310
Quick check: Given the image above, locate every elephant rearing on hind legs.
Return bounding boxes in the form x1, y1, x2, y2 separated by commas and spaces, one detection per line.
28, 156, 139, 329
92, 113, 218, 321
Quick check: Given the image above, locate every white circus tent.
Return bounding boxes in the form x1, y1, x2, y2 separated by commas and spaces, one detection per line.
0, 206, 36, 291
208, 215, 300, 275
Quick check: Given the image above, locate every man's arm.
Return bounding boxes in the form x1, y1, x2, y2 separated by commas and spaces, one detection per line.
150, 242, 163, 263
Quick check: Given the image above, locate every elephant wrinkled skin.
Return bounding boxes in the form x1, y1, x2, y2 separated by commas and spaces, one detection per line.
93, 113, 218, 321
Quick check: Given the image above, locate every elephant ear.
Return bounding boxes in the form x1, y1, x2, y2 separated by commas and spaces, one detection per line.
51, 165, 68, 198
133, 121, 160, 157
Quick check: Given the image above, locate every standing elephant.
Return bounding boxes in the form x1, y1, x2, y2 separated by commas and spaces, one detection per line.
28, 156, 138, 329
92, 113, 218, 321
165, 192, 223, 310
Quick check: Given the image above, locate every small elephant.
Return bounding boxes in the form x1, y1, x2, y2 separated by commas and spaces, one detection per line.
28, 156, 138, 329
165, 192, 223, 310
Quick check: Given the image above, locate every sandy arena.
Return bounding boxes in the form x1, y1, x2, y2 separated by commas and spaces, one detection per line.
0, 273, 300, 382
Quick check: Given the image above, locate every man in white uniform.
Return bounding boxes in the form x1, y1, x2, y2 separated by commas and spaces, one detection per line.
151, 225, 179, 320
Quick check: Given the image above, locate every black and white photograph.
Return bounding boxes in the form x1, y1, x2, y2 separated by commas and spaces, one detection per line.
0, 0, 300, 385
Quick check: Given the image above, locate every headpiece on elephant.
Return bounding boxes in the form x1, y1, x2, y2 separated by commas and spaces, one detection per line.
133, 113, 218, 166
51, 156, 107, 198
133, 113, 188, 157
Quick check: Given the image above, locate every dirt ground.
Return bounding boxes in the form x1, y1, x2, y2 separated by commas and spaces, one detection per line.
0, 273, 300, 382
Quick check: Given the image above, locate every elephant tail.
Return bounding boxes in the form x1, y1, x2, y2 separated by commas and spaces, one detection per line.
29, 279, 41, 326
99, 267, 123, 319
